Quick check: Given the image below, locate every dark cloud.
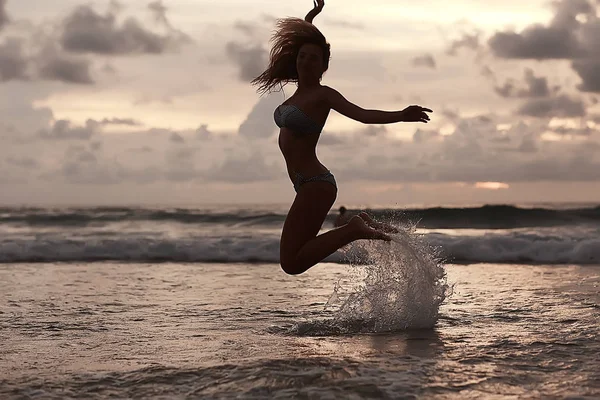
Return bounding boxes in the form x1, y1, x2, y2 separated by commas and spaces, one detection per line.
0, 0, 8, 30
411, 54, 436, 69
572, 59, 600, 93
226, 42, 268, 82
521, 68, 552, 97
489, 0, 593, 59
37, 48, 94, 84
0, 37, 94, 84
446, 32, 482, 56
148, 0, 170, 28
39, 119, 101, 140
487, 0, 600, 94
60, 4, 189, 55
0, 38, 30, 81
196, 124, 213, 139
169, 132, 185, 143
550, 125, 596, 136
517, 94, 586, 118
494, 81, 516, 98
100, 118, 141, 126
495, 68, 553, 98
7, 156, 39, 169
488, 25, 584, 60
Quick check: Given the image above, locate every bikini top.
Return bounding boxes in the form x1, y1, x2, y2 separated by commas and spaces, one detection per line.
274, 104, 324, 134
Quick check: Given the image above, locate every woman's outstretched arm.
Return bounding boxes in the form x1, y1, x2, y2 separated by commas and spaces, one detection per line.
305, 0, 325, 24
324, 86, 433, 125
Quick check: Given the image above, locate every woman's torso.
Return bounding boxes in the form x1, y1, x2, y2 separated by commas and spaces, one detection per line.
276, 85, 332, 182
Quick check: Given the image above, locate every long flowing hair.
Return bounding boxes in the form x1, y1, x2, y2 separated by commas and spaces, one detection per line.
251, 18, 331, 95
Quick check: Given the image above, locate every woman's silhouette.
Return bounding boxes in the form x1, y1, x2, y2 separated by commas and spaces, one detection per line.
251, 0, 432, 275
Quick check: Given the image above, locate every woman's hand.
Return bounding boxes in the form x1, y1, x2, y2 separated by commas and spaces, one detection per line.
305, 0, 325, 23
401, 105, 433, 123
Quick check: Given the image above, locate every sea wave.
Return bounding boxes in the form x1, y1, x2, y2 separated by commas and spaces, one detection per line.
0, 204, 598, 229
0, 232, 598, 265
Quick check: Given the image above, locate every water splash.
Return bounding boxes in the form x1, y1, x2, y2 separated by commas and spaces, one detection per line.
325, 214, 449, 332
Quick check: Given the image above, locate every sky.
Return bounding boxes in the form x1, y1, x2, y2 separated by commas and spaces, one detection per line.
0, 0, 599, 207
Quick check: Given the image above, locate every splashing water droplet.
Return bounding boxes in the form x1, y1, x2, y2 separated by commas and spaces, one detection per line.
326, 215, 450, 333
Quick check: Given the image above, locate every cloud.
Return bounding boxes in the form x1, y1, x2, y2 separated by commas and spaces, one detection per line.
7, 156, 39, 169
572, 59, 600, 93
411, 54, 436, 69
148, 0, 170, 28
0, 37, 94, 84
488, 0, 593, 59
334, 126, 600, 184
205, 152, 280, 183
226, 41, 268, 82
169, 132, 185, 143
488, 25, 584, 60
196, 124, 213, 139
60, 4, 189, 55
39, 119, 101, 140
319, 133, 348, 146
486, 0, 600, 94
0, 0, 8, 30
238, 93, 282, 139
0, 38, 30, 82
100, 118, 142, 126
517, 94, 586, 118
446, 32, 482, 56
495, 68, 554, 98
549, 125, 596, 136
37, 45, 94, 84
233, 20, 260, 37
129, 146, 154, 154
164, 147, 200, 182
413, 128, 440, 143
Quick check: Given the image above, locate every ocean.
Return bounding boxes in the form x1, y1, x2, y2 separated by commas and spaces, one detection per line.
1, 204, 599, 398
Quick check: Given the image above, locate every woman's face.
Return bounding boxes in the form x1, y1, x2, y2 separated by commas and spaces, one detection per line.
296, 43, 325, 81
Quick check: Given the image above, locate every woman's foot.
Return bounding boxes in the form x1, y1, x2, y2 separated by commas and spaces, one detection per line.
348, 215, 392, 241
358, 212, 399, 233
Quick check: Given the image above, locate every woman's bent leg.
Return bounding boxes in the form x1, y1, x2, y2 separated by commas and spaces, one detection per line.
289, 216, 391, 274
279, 182, 390, 275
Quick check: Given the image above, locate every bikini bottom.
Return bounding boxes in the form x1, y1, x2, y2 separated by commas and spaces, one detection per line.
293, 171, 337, 193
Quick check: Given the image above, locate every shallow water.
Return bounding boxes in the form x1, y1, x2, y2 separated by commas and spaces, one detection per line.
1, 262, 599, 399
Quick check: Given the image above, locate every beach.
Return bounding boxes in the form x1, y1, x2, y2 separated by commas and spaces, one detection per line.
2, 261, 598, 399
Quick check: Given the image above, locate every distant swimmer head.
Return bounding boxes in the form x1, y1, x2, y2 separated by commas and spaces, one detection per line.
339, 206, 347, 214
251, 17, 331, 95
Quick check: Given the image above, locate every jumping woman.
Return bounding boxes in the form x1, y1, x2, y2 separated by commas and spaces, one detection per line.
251, 0, 433, 275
